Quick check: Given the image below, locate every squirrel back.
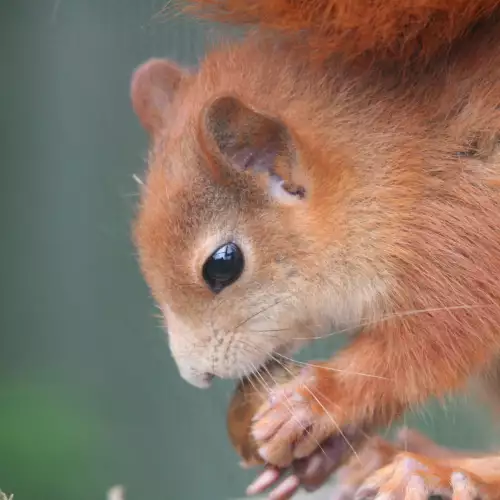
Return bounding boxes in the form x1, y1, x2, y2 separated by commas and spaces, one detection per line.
183, 0, 500, 63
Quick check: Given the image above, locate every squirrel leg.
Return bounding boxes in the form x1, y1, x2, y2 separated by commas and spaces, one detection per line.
251, 318, 496, 468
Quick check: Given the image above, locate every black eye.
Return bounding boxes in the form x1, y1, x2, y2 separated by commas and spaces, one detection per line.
202, 242, 244, 293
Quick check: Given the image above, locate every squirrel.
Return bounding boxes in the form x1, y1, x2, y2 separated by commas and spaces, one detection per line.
130, 0, 500, 497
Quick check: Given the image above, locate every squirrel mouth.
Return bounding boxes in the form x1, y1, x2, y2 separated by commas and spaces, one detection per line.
243, 356, 281, 381
234, 361, 302, 403
244, 354, 300, 386
240, 341, 304, 382
247, 338, 307, 378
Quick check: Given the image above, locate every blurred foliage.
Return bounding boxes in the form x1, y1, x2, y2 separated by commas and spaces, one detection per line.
0, 381, 110, 500
2, 1, 500, 500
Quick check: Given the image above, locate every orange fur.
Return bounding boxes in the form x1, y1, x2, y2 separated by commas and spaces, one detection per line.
182, 0, 500, 63
131, 0, 500, 494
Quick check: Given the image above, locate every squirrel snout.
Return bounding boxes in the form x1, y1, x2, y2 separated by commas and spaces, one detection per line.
197, 372, 215, 388
186, 371, 214, 389
178, 364, 215, 389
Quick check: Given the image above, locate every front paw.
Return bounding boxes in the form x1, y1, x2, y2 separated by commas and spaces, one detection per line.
251, 364, 364, 468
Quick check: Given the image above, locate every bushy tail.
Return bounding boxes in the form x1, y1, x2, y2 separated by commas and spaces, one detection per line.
183, 0, 500, 62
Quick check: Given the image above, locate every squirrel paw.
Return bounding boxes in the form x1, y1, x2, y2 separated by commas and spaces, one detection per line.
353, 453, 460, 499
354, 455, 490, 499
331, 433, 496, 500
251, 364, 361, 468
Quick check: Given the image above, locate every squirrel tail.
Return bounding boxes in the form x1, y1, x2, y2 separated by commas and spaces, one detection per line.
183, 0, 500, 62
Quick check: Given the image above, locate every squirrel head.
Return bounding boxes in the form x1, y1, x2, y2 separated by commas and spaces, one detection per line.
130, 52, 388, 388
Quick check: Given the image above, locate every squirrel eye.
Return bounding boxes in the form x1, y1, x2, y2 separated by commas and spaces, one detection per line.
203, 242, 244, 293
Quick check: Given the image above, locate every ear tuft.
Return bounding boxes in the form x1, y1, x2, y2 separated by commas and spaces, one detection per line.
202, 95, 307, 202
130, 58, 186, 135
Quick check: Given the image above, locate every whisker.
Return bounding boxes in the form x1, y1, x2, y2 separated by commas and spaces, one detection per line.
302, 381, 361, 464
242, 372, 263, 405
132, 174, 144, 186
209, 295, 228, 334
292, 304, 490, 342
257, 363, 331, 462
403, 413, 407, 452
235, 337, 387, 381
248, 361, 273, 400
233, 297, 288, 332
248, 327, 293, 333
237, 342, 366, 464
274, 352, 390, 380
120, 192, 141, 199
263, 357, 339, 463
242, 346, 334, 463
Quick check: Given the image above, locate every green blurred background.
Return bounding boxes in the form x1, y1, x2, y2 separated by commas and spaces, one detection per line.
1, 1, 500, 499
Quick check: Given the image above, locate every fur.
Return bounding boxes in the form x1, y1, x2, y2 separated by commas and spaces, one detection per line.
182, 0, 500, 63
130, 0, 500, 492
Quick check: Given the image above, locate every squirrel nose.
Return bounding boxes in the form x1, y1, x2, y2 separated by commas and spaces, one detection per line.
201, 372, 215, 387
178, 365, 214, 388
190, 372, 214, 389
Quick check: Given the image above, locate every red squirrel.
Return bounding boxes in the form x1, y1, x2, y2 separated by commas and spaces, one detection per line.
130, 0, 500, 497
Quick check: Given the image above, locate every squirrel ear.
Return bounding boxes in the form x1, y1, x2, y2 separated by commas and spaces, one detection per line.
201, 95, 307, 202
130, 58, 186, 135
